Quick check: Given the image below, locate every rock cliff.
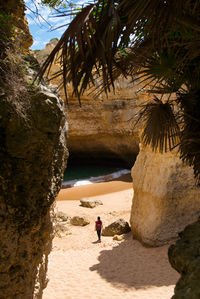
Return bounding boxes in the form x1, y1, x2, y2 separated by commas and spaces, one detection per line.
130, 144, 200, 246
66, 94, 139, 166
0, 0, 33, 50
168, 218, 200, 298
35, 37, 200, 298
35, 41, 141, 166
0, 2, 67, 298
0, 85, 68, 298
37, 40, 200, 249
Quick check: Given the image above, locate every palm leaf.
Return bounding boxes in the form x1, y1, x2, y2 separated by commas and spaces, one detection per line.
36, 1, 125, 100
178, 89, 200, 183
36, 0, 200, 180
139, 98, 180, 152
37, 0, 200, 97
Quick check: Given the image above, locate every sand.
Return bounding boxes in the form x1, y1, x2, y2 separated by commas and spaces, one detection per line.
43, 177, 179, 299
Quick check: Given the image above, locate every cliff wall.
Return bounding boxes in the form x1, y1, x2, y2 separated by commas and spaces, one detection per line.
37, 40, 200, 249
0, 3, 67, 298
0, 0, 33, 50
130, 144, 200, 246
66, 91, 140, 165
35, 41, 142, 166
0, 86, 67, 298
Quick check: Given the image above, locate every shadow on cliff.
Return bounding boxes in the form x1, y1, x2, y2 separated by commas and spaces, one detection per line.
89, 233, 179, 290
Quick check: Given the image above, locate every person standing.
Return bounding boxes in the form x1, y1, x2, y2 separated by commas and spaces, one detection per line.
95, 216, 103, 242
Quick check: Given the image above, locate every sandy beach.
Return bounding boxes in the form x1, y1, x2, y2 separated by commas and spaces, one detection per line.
43, 176, 179, 299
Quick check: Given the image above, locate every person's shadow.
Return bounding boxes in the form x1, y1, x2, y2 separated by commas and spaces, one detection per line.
90, 233, 179, 290
92, 240, 101, 244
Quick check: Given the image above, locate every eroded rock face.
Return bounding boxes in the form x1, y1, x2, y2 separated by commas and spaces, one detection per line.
35, 41, 141, 166
0, 89, 68, 298
0, 0, 33, 50
168, 218, 200, 298
67, 96, 139, 166
130, 144, 200, 246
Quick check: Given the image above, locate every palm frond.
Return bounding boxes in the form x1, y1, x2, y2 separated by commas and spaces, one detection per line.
36, 0, 200, 181
37, 0, 200, 101
178, 89, 200, 183
139, 98, 180, 153
37, 1, 125, 100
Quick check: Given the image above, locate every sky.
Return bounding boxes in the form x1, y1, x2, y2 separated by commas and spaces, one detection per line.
24, 0, 88, 50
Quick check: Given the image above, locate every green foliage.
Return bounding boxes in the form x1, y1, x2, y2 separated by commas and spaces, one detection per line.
0, 14, 16, 42
0, 13, 11, 24
41, 0, 76, 9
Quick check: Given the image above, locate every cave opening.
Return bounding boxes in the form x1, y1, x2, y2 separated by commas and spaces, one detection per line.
63, 152, 138, 187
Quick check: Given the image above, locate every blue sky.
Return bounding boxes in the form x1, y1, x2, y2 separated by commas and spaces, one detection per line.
24, 0, 88, 50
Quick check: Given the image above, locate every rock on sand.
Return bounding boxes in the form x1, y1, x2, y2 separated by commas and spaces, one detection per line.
70, 216, 90, 226
102, 218, 131, 236
80, 198, 103, 208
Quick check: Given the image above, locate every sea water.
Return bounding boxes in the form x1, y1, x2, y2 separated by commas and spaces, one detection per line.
62, 159, 131, 188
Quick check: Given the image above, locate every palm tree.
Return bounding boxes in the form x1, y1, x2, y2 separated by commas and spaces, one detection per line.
37, 0, 200, 181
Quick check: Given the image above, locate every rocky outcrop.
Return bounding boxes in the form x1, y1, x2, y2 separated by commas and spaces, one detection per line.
130, 144, 200, 246
54, 223, 72, 238
0, 0, 33, 50
0, 78, 67, 297
80, 198, 103, 208
35, 40, 142, 166
0, 2, 68, 297
70, 216, 90, 226
56, 211, 71, 222
54, 211, 71, 238
168, 218, 200, 298
102, 218, 131, 236
66, 95, 139, 166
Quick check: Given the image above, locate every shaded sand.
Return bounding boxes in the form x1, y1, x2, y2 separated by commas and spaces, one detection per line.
43, 180, 179, 299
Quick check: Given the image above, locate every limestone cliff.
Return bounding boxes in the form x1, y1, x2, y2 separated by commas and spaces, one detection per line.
130, 144, 200, 246
31, 20, 200, 299
66, 92, 140, 165
35, 40, 141, 166
36, 40, 200, 250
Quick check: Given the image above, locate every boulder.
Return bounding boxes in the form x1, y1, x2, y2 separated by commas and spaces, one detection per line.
168, 218, 200, 298
54, 223, 72, 238
102, 219, 131, 236
56, 211, 71, 222
70, 216, 90, 226
130, 144, 200, 246
80, 198, 103, 208
113, 235, 123, 241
